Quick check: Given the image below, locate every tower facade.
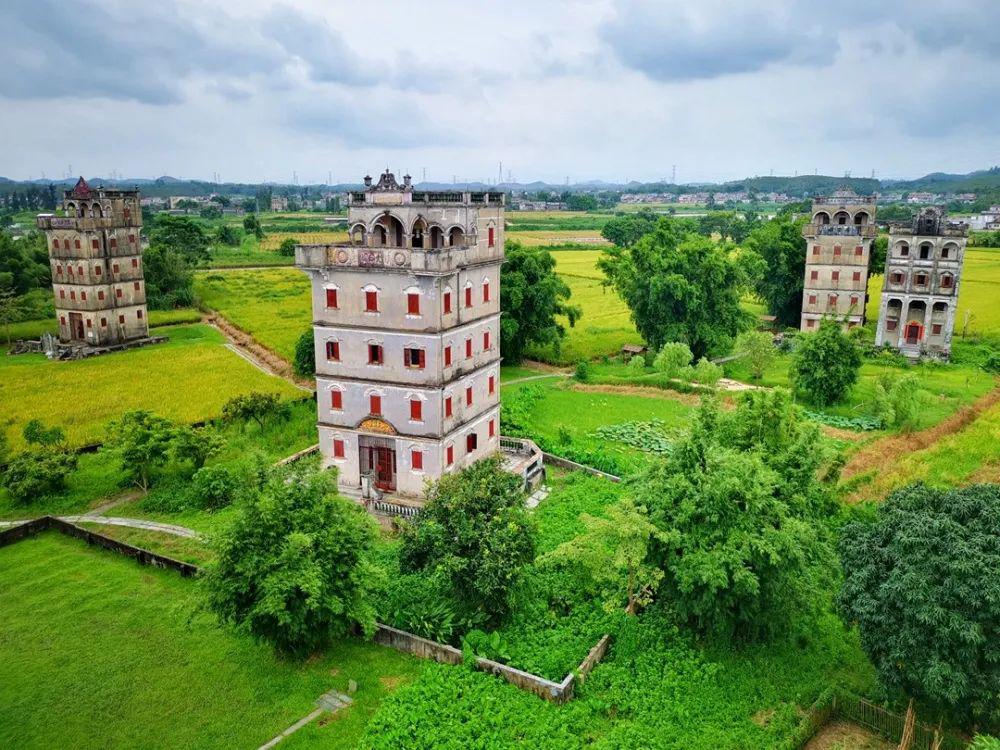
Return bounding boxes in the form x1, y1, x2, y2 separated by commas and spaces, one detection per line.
296, 171, 504, 501
875, 207, 968, 359
800, 190, 877, 331
36, 177, 148, 346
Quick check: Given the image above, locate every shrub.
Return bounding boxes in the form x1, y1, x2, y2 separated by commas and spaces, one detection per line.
400, 457, 535, 627
292, 329, 315, 378
574, 360, 590, 382
204, 468, 381, 654
103, 410, 178, 492
22, 419, 66, 447
278, 238, 297, 257
791, 317, 862, 406
734, 330, 776, 380
871, 373, 922, 430
692, 357, 723, 387
190, 454, 268, 510
653, 342, 693, 378
627, 354, 645, 373
1, 447, 77, 504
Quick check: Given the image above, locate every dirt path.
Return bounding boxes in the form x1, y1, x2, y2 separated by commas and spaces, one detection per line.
502, 373, 570, 386
88, 489, 143, 516
203, 313, 313, 391
841, 385, 1000, 500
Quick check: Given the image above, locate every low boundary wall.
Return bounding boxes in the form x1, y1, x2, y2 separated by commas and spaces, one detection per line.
1, 516, 610, 704
541, 452, 622, 483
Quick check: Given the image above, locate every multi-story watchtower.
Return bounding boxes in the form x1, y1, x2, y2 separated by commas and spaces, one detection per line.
36, 177, 148, 346
296, 171, 504, 502
800, 190, 877, 331
875, 207, 968, 359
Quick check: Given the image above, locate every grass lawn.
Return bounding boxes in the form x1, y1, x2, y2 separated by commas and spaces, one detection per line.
194, 268, 311, 360
0, 533, 422, 750
0, 324, 302, 451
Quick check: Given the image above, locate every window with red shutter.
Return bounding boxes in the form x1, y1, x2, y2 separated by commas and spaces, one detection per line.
118, 314, 125, 323
489, 375, 495, 394
832, 270, 840, 281
855, 246, 863, 256
110, 238, 117, 248
74, 239, 81, 249
59, 315, 66, 324
488, 227, 495, 247
466, 386, 473, 406
828, 294, 837, 308
56, 265, 62, 275
444, 345, 452, 367
489, 419, 495, 437
137, 309, 143, 319
443, 291, 452, 314
465, 286, 472, 308
807, 319, 815, 328
932, 324, 942, 335
77, 265, 83, 275
365, 290, 378, 312
411, 450, 423, 471
483, 331, 490, 350
466, 433, 478, 453
53, 240, 59, 250
63, 239, 70, 249
98, 291, 105, 300
483, 281, 490, 303
808, 294, 816, 305
446, 445, 454, 465
59, 289, 65, 299
368, 344, 383, 364
410, 399, 422, 422
853, 271, 861, 281
91, 239, 98, 249
100, 317, 107, 327
370, 395, 381, 415
810, 270, 818, 280
331, 390, 342, 409
445, 396, 453, 417
405, 348, 425, 368
86, 319, 92, 328
70, 290, 75, 300
113, 263, 119, 273
850, 295, 859, 307
407, 292, 420, 315
941, 275, 953, 288
326, 288, 338, 308
333, 439, 345, 458
133, 281, 140, 290
326, 341, 340, 360
81, 291, 87, 301
116, 288, 122, 298
132, 258, 138, 268
812, 245, 820, 256
833, 245, 842, 256
129, 234, 135, 244
465, 339, 472, 358
95, 265, 101, 275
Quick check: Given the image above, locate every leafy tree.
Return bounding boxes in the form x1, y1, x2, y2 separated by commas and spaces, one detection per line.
627, 354, 645, 373
1, 447, 77, 505
692, 357, 722, 386
791, 317, 862, 406
633, 391, 835, 639
653, 342, 693, 377
293, 329, 316, 378
869, 234, 888, 276
0, 289, 22, 345
221, 392, 287, 430
190, 453, 268, 511
278, 238, 298, 257
0, 231, 49, 296
499, 242, 581, 363
204, 468, 381, 654
743, 215, 807, 327
543, 498, 666, 614
199, 206, 222, 220
149, 214, 210, 264
735, 330, 776, 380
216, 225, 240, 246
871, 373, 922, 430
601, 209, 660, 248
171, 425, 224, 471
839, 483, 1000, 726
565, 193, 599, 211
143, 245, 194, 309
103, 410, 177, 492
243, 213, 264, 240
599, 217, 753, 359
400, 457, 535, 627
22, 419, 66, 446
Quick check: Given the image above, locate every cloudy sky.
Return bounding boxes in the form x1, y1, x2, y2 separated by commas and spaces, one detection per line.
1, 0, 998, 184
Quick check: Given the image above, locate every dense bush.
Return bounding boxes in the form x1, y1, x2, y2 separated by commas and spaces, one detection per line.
1, 447, 77, 504
189, 454, 268, 510
292, 329, 315, 378
839, 483, 1000, 727
204, 467, 381, 654
400, 458, 535, 628
791, 317, 862, 406
870, 372, 922, 430
278, 238, 297, 257
221, 391, 287, 430
692, 357, 722, 386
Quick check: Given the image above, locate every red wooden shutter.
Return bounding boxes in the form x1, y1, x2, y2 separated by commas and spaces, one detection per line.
489, 376, 495, 394
132, 258, 139, 267
489, 419, 495, 437
447, 445, 454, 465
855, 245, 863, 256
465, 339, 472, 358
370, 395, 381, 415
326, 288, 338, 308
488, 227, 495, 247
411, 450, 423, 470
444, 345, 452, 366
853, 271, 861, 281
483, 281, 490, 302
445, 397, 453, 417
466, 386, 472, 406
407, 292, 420, 315
483, 331, 490, 350
444, 291, 452, 313
410, 399, 422, 421
466, 434, 477, 452
465, 286, 472, 308
331, 391, 342, 409
365, 290, 378, 311
333, 439, 345, 458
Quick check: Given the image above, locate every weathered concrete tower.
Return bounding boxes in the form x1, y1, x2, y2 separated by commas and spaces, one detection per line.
36, 177, 148, 346
800, 190, 877, 331
296, 171, 504, 503
875, 207, 968, 359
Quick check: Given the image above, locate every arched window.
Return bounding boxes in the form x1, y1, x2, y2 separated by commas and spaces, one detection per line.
411, 218, 426, 249
896, 242, 909, 257
919, 242, 933, 260
813, 211, 830, 225
448, 226, 465, 246
853, 211, 869, 225
834, 211, 850, 225
429, 226, 444, 249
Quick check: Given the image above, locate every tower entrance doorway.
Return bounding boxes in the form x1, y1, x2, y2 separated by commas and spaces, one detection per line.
68, 312, 85, 341
904, 322, 923, 345
359, 435, 396, 492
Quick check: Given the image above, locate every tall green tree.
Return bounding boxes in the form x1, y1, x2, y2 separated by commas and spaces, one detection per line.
499, 242, 581, 363
243, 213, 264, 240
400, 458, 535, 627
600, 209, 661, 248
791, 317, 862, 406
149, 214, 210, 264
205, 468, 381, 654
743, 215, 807, 327
633, 391, 835, 639
598, 217, 753, 359
839, 483, 1000, 727
143, 245, 194, 309
103, 410, 178, 492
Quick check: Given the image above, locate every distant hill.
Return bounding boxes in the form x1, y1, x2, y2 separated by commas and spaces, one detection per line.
886, 167, 1000, 193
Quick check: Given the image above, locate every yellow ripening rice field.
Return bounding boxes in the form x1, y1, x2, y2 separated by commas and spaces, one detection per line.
259, 231, 349, 251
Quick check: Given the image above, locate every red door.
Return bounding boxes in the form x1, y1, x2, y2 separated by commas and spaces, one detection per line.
905, 323, 922, 345
370, 446, 396, 491
69, 312, 85, 341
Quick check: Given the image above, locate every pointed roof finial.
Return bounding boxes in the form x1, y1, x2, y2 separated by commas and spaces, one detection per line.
71, 176, 91, 197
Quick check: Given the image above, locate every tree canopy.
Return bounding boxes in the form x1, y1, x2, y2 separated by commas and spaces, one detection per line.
839, 483, 1000, 726
601, 210, 660, 248
743, 215, 807, 327
791, 317, 862, 406
205, 468, 381, 654
499, 241, 580, 363
632, 390, 836, 639
598, 217, 753, 359
149, 214, 210, 264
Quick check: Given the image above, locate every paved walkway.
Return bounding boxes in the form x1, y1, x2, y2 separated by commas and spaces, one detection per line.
0, 516, 200, 538
258, 690, 353, 749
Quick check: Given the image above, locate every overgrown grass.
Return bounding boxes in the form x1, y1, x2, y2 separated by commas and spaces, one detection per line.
0, 533, 422, 750
1, 307, 201, 341
194, 268, 311, 359
0, 324, 302, 451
